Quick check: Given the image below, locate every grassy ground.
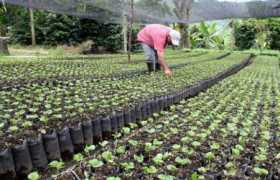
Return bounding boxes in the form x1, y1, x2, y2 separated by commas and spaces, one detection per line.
2, 45, 279, 61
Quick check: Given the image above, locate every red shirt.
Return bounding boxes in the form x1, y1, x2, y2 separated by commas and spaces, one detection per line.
137, 24, 171, 53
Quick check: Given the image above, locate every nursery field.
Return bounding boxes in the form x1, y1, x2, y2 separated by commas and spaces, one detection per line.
53, 55, 279, 180
0, 50, 279, 180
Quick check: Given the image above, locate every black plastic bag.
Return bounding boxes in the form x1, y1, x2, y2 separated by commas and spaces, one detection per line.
101, 117, 112, 139
0, 148, 16, 180
12, 140, 33, 177
116, 112, 124, 129
92, 119, 102, 143
163, 96, 168, 109
129, 108, 137, 123
58, 127, 74, 160
82, 121, 93, 145
43, 130, 61, 161
154, 99, 160, 113
140, 103, 148, 120
70, 123, 85, 152
166, 95, 173, 107
134, 105, 142, 123
123, 110, 131, 125
158, 97, 164, 110
110, 115, 119, 134
146, 101, 153, 117
28, 135, 48, 170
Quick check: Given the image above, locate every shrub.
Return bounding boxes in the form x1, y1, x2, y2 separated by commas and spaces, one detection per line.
233, 21, 257, 50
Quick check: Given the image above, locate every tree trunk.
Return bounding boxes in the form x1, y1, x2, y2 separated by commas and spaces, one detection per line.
29, 8, 36, 46
178, 23, 190, 49
0, 37, 9, 55
127, 0, 134, 63
122, 15, 128, 53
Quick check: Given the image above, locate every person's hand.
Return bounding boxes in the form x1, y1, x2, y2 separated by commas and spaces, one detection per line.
164, 68, 172, 76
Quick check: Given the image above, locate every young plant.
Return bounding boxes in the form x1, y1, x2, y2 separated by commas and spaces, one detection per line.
153, 153, 164, 165
143, 165, 158, 174
88, 159, 104, 168
253, 167, 269, 176
121, 127, 131, 135
134, 154, 144, 163
205, 152, 215, 161
120, 162, 135, 171
84, 145, 96, 155
166, 164, 178, 174
73, 153, 84, 162
99, 141, 109, 147
102, 151, 114, 163
116, 145, 126, 155
49, 160, 65, 172
128, 140, 138, 147
175, 157, 191, 166
157, 174, 174, 180
27, 171, 40, 180
106, 177, 121, 180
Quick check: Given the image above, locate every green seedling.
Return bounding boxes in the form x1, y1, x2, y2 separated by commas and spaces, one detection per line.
88, 159, 104, 168
205, 152, 215, 161
157, 174, 174, 180
181, 147, 194, 156
276, 153, 280, 159
210, 143, 220, 150
73, 153, 84, 162
116, 145, 126, 155
145, 142, 156, 152
172, 144, 181, 151
49, 160, 65, 171
191, 172, 199, 180
121, 162, 135, 171
106, 177, 121, 180
198, 167, 208, 174
128, 140, 138, 147
99, 141, 109, 147
253, 167, 269, 176
133, 154, 144, 163
191, 141, 201, 148
9, 126, 19, 133
122, 127, 131, 135
167, 164, 178, 174
175, 157, 191, 166
153, 153, 164, 165
84, 145, 96, 155
102, 151, 114, 163
143, 165, 158, 174
27, 171, 40, 180
152, 139, 163, 146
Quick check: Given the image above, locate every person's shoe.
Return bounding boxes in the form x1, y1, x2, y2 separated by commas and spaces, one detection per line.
147, 62, 155, 72
156, 63, 161, 71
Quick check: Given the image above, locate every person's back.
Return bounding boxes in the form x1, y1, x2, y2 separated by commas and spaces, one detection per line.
137, 24, 172, 53
137, 24, 181, 76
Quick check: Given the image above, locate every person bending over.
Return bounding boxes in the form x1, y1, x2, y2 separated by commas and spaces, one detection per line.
137, 24, 181, 76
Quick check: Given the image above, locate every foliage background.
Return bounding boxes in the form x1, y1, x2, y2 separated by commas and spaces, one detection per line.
1, 5, 280, 52
1, 5, 139, 53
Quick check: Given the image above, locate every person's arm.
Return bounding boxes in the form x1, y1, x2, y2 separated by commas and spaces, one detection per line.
157, 51, 172, 76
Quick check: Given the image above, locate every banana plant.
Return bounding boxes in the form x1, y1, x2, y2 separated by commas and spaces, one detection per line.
190, 21, 224, 49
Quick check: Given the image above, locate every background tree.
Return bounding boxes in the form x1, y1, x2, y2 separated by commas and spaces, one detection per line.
0, 6, 8, 36
29, 8, 36, 46
173, 0, 194, 49
267, 18, 280, 50
233, 20, 257, 50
